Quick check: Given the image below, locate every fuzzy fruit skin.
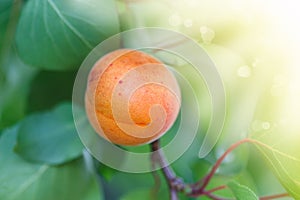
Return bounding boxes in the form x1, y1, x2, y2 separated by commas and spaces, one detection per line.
85, 49, 181, 146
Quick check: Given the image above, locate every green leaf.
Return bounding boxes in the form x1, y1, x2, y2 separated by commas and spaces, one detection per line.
27, 70, 77, 112
15, 103, 83, 165
0, 51, 37, 129
97, 164, 118, 182
119, 1, 174, 30
228, 181, 258, 200
15, 0, 120, 70
120, 184, 168, 200
0, 0, 13, 54
120, 189, 152, 200
0, 125, 102, 200
0, 2, 10, 47
103, 171, 157, 199
251, 81, 300, 199
252, 140, 300, 199
191, 165, 258, 200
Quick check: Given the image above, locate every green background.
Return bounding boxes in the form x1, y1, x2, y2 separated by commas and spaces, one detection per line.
1, 0, 299, 199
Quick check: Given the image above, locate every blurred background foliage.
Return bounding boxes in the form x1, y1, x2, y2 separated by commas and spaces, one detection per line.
1, 0, 300, 199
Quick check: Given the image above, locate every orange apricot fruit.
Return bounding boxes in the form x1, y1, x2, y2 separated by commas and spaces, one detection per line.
85, 49, 181, 146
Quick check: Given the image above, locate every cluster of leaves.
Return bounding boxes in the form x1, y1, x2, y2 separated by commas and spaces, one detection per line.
1, 0, 300, 200
1, 0, 117, 199
0, 104, 101, 200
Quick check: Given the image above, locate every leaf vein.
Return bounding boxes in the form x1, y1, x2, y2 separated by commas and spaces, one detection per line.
43, 0, 65, 63
10, 165, 49, 200
47, 0, 93, 49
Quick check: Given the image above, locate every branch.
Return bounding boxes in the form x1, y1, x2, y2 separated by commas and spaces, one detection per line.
170, 188, 178, 200
150, 140, 229, 200
206, 185, 227, 193
151, 140, 176, 180
196, 138, 252, 192
203, 193, 228, 200
150, 140, 185, 200
187, 185, 227, 198
259, 193, 290, 200
150, 138, 291, 200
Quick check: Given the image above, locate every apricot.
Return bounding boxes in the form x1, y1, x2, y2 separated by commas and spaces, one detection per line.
85, 49, 181, 146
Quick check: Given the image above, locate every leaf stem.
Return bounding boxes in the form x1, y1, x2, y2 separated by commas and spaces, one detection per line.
195, 137, 293, 193
197, 138, 252, 192
259, 193, 290, 200
188, 185, 228, 198
206, 185, 227, 193
203, 193, 228, 200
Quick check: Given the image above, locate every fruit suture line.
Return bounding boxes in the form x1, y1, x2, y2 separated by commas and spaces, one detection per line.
150, 139, 290, 200
85, 49, 181, 146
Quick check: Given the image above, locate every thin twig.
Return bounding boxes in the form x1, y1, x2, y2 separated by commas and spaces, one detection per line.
206, 185, 227, 194
259, 193, 290, 200
188, 185, 227, 198
197, 138, 252, 192
203, 192, 228, 200
151, 140, 179, 200
150, 138, 291, 200
151, 140, 177, 179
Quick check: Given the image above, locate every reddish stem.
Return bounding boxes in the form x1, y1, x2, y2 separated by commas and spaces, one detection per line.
203, 192, 228, 200
259, 193, 290, 200
150, 138, 291, 200
206, 185, 227, 193
188, 185, 228, 198
198, 138, 252, 192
